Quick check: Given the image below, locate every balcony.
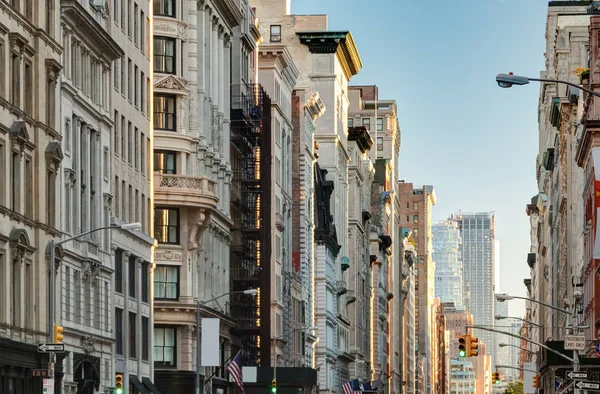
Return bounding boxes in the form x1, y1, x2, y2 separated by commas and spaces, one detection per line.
154, 173, 219, 209
275, 213, 285, 231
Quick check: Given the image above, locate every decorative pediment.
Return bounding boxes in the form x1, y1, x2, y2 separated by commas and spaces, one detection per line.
45, 59, 63, 82
9, 121, 35, 153
9, 228, 35, 263
154, 75, 189, 94
45, 141, 64, 170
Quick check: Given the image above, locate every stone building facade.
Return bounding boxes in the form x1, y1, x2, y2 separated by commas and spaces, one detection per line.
151, 0, 250, 392
0, 0, 65, 391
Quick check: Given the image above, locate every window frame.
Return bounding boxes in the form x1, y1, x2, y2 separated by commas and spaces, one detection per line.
154, 207, 180, 244
154, 326, 177, 368
153, 94, 176, 131
153, 36, 176, 74
154, 265, 180, 301
270, 25, 281, 42
153, 0, 175, 17
377, 137, 383, 151
154, 150, 177, 174
115, 308, 124, 355
377, 117, 383, 131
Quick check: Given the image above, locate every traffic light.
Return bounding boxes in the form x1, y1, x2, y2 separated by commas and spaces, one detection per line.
458, 335, 467, 357
115, 374, 124, 394
271, 379, 277, 393
492, 371, 500, 384
467, 335, 479, 357
53, 323, 64, 343
533, 374, 540, 388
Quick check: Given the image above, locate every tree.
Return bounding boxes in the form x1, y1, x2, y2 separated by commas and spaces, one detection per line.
504, 380, 524, 394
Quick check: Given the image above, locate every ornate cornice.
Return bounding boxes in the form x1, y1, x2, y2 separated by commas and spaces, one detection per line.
212, 0, 243, 29
296, 31, 363, 80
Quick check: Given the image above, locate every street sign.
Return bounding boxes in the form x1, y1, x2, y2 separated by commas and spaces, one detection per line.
37, 343, 65, 353
42, 378, 54, 393
576, 381, 600, 390
566, 371, 589, 380
32, 369, 49, 378
564, 335, 586, 350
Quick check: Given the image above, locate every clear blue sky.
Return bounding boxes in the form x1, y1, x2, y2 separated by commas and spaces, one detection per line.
291, 0, 549, 318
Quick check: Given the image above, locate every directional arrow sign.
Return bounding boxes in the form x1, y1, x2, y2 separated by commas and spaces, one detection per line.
576, 381, 600, 390
567, 371, 589, 380
37, 343, 65, 353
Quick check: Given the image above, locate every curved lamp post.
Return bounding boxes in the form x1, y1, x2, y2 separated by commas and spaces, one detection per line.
496, 72, 600, 98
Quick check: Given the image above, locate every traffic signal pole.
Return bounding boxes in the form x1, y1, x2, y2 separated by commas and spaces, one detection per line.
48, 238, 56, 379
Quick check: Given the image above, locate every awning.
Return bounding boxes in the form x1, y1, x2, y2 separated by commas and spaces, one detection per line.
130, 376, 150, 394
142, 377, 162, 394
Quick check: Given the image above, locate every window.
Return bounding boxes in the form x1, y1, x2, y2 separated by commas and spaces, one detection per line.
134, 65, 138, 107
11, 52, 20, 107
120, 57, 125, 93
142, 316, 149, 361
154, 327, 176, 367
24, 61, 32, 115
413, 215, 418, 224
129, 254, 136, 298
154, 150, 176, 174
0, 143, 5, 205
413, 202, 418, 210
127, 0, 132, 37
377, 137, 383, 151
134, 3, 138, 45
129, 312, 137, 358
113, 0, 118, 23
11, 151, 20, 212
362, 118, 370, 130
154, 265, 179, 300
154, 0, 175, 17
115, 250, 123, 293
142, 262, 149, 302
154, 208, 180, 244
377, 118, 383, 131
140, 72, 145, 113
141, 132, 146, 174
47, 169, 56, 226
116, 308, 123, 355
154, 37, 175, 74
0, 40, 5, 98
127, 58, 132, 100
348, 118, 353, 127
141, 11, 146, 53
154, 95, 176, 130
25, 157, 32, 219
270, 25, 281, 42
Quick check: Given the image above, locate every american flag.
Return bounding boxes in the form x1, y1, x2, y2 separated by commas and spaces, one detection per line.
227, 350, 244, 393
341, 379, 361, 394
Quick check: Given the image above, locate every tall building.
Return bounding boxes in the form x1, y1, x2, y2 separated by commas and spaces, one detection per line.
443, 304, 473, 359
432, 220, 463, 308
152, 0, 251, 391
58, 0, 157, 391
472, 343, 491, 394
252, 3, 364, 393
345, 88, 375, 382
257, 41, 303, 367
493, 299, 509, 370
398, 183, 436, 394
456, 212, 495, 365
448, 359, 476, 394
0, 0, 64, 391
349, 85, 402, 393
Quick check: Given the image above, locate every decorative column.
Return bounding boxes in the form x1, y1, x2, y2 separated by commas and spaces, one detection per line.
211, 18, 218, 104
217, 28, 224, 114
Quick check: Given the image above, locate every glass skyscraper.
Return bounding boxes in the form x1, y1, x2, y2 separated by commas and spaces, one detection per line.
433, 220, 464, 309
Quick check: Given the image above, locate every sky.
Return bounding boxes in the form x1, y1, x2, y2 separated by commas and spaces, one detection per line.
291, 0, 549, 318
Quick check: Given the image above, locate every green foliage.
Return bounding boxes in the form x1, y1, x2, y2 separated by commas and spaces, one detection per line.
504, 380, 524, 394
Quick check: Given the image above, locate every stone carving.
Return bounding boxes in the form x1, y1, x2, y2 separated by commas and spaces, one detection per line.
81, 335, 96, 354
10, 244, 25, 264
188, 209, 212, 250
178, 23, 187, 38
184, 325, 195, 336
217, 113, 224, 152
155, 249, 183, 261
211, 107, 218, 148
159, 174, 214, 191
155, 75, 188, 91
189, 94, 198, 130
154, 23, 177, 34
82, 261, 101, 284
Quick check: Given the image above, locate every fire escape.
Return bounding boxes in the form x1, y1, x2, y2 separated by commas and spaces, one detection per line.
230, 83, 272, 366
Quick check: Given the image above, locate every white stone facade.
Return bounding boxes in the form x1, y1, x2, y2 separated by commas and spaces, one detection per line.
0, 0, 64, 390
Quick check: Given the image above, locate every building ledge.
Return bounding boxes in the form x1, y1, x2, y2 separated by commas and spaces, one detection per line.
348, 126, 373, 153
154, 173, 219, 209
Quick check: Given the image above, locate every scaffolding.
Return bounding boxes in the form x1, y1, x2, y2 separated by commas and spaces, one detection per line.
230, 83, 272, 367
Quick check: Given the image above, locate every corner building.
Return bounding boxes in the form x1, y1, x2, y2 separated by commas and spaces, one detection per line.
0, 0, 64, 391
151, 0, 257, 393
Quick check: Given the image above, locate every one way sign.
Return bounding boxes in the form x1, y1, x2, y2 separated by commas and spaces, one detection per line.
567, 371, 589, 380
575, 381, 600, 390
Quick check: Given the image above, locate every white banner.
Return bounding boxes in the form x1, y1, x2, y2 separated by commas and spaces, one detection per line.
523, 362, 536, 394
201, 318, 220, 366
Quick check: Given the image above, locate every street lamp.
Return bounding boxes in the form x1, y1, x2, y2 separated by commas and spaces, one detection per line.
196, 289, 259, 394
272, 325, 317, 392
499, 343, 537, 355
496, 72, 600, 98
47, 222, 142, 378
495, 293, 570, 315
